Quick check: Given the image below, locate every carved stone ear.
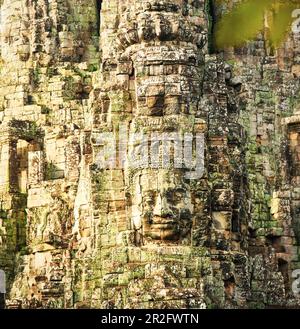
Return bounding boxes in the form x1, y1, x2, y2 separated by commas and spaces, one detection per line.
125, 191, 132, 207
134, 230, 143, 247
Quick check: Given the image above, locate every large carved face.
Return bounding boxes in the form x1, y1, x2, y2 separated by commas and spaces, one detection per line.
131, 169, 193, 242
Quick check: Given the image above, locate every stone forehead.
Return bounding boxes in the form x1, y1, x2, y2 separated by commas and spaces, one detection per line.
133, 169, 187, 190
126, 0, 202, 14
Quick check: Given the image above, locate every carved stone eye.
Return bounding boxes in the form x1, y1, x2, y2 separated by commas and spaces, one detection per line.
173, 191, 183, 203
165, 189, 184, 203
143, 192, 155, 204
165, 190, 174, 202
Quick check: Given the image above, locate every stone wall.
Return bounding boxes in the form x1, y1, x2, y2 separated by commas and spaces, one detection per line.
0, 0, 299, 309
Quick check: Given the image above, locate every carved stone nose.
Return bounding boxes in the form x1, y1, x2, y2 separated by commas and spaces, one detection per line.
153, 194, 172, 217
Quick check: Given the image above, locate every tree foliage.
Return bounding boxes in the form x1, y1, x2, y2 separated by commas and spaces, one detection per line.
214, 0, 300, 49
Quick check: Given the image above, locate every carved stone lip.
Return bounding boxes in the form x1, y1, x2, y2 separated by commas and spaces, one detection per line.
151, 224, 175, 229
152, 216, 175, 225
150, 217, 177, 230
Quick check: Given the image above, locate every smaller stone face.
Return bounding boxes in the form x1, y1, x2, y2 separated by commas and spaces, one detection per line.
131, 169, 193, 242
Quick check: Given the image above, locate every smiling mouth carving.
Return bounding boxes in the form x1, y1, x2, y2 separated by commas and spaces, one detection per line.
152, 215, 175, 223
148, 216, 177, 230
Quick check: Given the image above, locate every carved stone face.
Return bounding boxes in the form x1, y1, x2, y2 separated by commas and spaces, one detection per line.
131, 169, 193, 242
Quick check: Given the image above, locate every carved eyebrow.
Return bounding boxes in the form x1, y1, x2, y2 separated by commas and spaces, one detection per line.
143, 191, 156, 199
163, 188, 185, 199
169, 187, 185, 194
175, 187, 185, 192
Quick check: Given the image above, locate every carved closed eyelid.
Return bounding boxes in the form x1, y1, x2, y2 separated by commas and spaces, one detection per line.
174, 193, 184, 202
164, 188, 184, 196
174, 192, 183, 197
143, 192, 156, 202
164, 190, 173, 198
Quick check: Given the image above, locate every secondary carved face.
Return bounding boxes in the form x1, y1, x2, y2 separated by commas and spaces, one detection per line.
131, 170, 193, 242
